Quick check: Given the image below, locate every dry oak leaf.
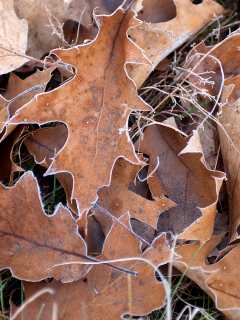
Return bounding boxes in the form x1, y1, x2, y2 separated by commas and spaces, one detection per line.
179, 91, 219, 171
187, 35, 240, 97
137, 124, 225, 241
205, 242, 240, 312
23, 124, 78, 214
127, 0, 225, 88
12, 214, 174, 320
1, 68, 53, 143
173, 236, 240, 320
91, 156, 175, 250
14, 0, 92, 59
0, 0, 28, 75
0, 171, 92, 283
217, 77, 240, 242
95, 157, 176, 230
9, 8, 152, 214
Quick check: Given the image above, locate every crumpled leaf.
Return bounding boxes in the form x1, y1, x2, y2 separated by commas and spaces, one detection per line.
9, 8, 152, 214
137, 124, 225, 240
0, 0, 28, 75
187, 35, 240, 97
1, 68, 52, 142
0, 171, 91, 283
199, 121, 219, 170
178, 91, 219, 170
217, 77, 240, 242
11, 214, 174, 320
186, 35, 240, 243
128, 0, 225, 88
14, 0, 92, 59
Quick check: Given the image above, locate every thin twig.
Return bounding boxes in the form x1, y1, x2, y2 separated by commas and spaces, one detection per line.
92, 203, 150, 245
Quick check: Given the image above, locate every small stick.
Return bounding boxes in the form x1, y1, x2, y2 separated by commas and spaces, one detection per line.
87, 255, 137, 277
92, 202, 150, 246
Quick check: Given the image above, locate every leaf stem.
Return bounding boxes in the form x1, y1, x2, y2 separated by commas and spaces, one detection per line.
9, 85, 44, 104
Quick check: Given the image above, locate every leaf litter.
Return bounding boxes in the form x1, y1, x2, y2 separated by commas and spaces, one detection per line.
1, 0, 240, 319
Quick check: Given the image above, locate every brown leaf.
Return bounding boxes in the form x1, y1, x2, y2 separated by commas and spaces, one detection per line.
137, 124, 225, 240
173, 235, 223, 301
206, 243, 240, 311
14, 0, 92, 59
199, 121, 219, 170
218, 77, 240, 242
9, 8, 152, 214
0, 171, 91, 282
173, 235, 240, 320
174, 234, 223, 271
128, 0, 225, 88
0, 0, 28, 74
95, 157, 176, 230
11, 214, 174, 319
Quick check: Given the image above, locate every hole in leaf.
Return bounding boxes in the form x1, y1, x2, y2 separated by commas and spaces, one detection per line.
10, 122, 69, 214
192, 0, 203, 4
11, 286, 24, 307
63, 19, 96, 47
137, 0, 176, 23
237, 224, 240, 236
